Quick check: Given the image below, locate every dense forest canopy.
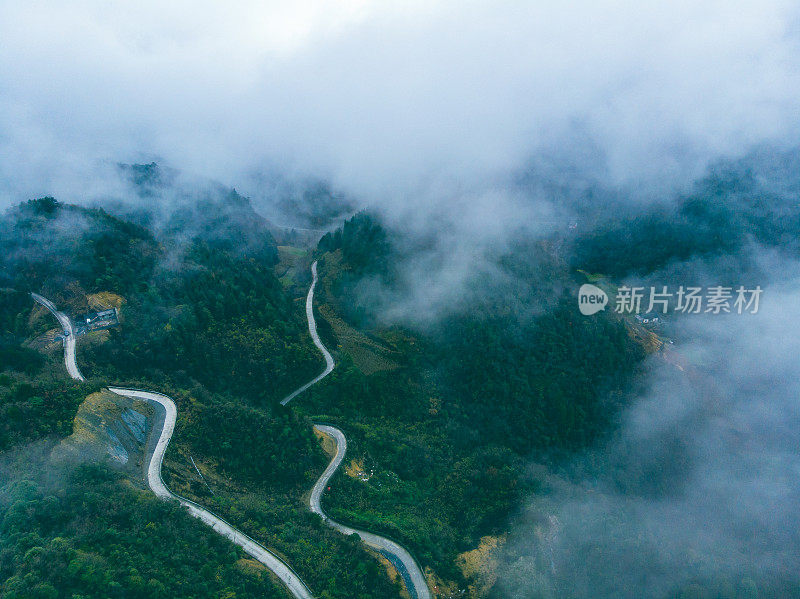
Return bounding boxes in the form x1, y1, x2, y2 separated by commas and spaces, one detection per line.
0, 186, 397, 598
1, 148, 799, 597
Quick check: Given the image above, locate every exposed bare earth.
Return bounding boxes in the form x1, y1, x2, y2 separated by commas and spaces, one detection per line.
34, 260, 433, 599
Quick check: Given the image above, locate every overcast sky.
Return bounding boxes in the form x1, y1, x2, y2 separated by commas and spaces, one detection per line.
1, 0, 800, 209
4, 7, 800, 595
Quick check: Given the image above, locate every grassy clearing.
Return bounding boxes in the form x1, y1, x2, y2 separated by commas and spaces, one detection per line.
276, 245, 309, 290
318, 303, 399, 375
624, 320, 665, 354
456, 536, 505, 598
86, 291, 126, 310
277, 245, 308, 258
313, 427, 337, 459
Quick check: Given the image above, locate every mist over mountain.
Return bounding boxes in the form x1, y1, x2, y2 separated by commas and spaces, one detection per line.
3, 1, 799, 326
2, 3, 800, 599
494, 280, 800, 598
2, 1, 800, 206
486, 151, 800, 597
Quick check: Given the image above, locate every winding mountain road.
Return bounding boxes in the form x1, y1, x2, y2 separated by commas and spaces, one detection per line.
280, 261, 431, 599
31, 293, 85, 381
311, 425, 431, 599
31, 294, 314, 599
33, 257, 432, 599
281, 261, 334, 405
109, 387, 314, 599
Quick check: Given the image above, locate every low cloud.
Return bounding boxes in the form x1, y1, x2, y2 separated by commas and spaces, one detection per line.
2, 2, 799, 326
496, 272, 800, 597
1, 1, 799, 212
2, 6, 800, 595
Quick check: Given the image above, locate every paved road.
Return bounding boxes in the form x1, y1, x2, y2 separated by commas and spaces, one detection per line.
311, 425, 430, 599
281, 261, 334, 405
31, 293, 85, 381
32, 293, 314, 599
283, 263, 431, 599
109, 387, 314, 599
35, 262, 433, 599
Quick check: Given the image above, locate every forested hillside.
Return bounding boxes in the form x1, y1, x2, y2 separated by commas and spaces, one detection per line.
0, 189, 401, 599
297, 210, 646, 589
0, 464, 286, 599
3, 150, 785, 598
571, 148, 800, 278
